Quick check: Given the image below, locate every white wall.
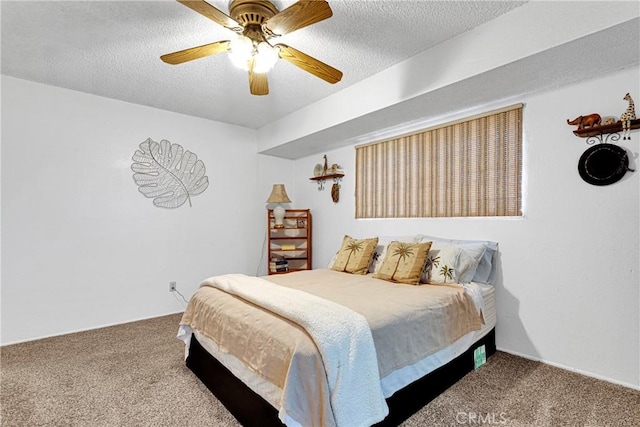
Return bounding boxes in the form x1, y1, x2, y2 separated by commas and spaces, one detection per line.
2, 67, 638, 389
290, 67, 640, 389
1, 76, 264, 344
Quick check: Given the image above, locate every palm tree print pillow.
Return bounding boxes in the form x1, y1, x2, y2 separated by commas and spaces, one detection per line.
421, 242, 476, 284
330, 235, 379, 274
372, 241, 432, 285
369, 236, 422, 274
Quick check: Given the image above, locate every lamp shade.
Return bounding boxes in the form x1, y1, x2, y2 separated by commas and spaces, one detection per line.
266, 184, 292, 204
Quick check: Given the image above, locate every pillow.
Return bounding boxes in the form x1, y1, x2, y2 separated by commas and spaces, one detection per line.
474, 242, 498, 284
417, 234, 498, 284
460, 242, 495, 283
421, 241, 480, 285
370, 235, 421, 274
451, 242, 486, 283
372, 241, 432, 285
330, 235, 379, 274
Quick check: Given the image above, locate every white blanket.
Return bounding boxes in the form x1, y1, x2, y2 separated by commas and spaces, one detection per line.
200, 273, 388, 427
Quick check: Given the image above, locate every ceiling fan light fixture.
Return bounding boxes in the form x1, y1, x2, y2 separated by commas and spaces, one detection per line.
253, 42, 279, 73
228, 35, 253, 70
163, 0, 342, 95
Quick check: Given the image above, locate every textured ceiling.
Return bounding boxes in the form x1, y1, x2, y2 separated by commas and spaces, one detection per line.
1, 0, 528, 129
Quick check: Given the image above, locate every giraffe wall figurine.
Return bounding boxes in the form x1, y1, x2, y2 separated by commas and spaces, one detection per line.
620, 92, 636, 140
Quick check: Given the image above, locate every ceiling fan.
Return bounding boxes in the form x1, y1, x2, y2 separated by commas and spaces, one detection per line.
161, 0, 343, 96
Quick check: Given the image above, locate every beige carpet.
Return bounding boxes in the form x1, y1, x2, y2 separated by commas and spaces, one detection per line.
1, 313, 638, 426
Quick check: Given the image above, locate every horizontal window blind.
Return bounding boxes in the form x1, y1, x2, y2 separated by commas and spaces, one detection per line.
355, 105, 522, 218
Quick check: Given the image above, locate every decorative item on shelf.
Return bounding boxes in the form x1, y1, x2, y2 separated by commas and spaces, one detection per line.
620, 92, 636, 140
566, 113, 602, 130
266, 184, 291, 228
331, 182, 340, 203
569, 92, 639, 143
309, 154, 344, 203
269, 257, 289, 273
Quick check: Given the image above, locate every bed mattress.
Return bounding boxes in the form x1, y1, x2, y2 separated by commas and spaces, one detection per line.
179, 278, 496, 422
380, 282, 495, 396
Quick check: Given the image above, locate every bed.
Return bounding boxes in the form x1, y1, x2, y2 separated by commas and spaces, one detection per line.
178, 236, 498, 427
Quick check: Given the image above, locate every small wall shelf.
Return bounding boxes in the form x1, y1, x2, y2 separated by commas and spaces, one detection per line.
309, 172, 344, 203
309, 173, 344, 191
573, 118, 640, 144
310, 154, 344, 202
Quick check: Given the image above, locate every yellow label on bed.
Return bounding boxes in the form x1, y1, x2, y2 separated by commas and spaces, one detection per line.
474, 345, 486, 369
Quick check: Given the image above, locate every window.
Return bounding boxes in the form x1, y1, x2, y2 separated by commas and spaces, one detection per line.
355, 105, 522, 218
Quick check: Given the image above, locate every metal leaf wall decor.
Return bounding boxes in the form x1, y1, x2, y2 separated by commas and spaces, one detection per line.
131, 138, 209, 209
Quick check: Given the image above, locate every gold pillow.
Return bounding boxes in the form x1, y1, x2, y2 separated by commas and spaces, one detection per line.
373, 241, 432, 285
330, 235, 379, 274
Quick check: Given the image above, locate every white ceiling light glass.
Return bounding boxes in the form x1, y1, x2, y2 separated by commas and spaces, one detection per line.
253, 42, 279, 74
229, 36, 279, 74
228, 35, 253, 71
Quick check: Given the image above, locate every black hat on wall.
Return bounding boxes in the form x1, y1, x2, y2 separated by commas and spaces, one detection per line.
578, 143, 633, 186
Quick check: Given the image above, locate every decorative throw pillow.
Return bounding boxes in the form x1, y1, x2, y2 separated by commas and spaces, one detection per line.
417, 234, 497, 284
330, 235, 379, 274
372, 241, 432, 285
370, 235, 421, 274
421, 242, 479, 284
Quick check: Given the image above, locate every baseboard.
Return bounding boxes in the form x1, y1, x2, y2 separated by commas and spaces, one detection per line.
497, 347, 640, 391
1, 310, 184, 346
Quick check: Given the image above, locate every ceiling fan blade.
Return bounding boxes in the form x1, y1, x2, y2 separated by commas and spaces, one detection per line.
249, 59, 269, 96
276, 44, 342, 84
177, 0, 241, 30
161, 40, 230, 64
265, 0, 332, 36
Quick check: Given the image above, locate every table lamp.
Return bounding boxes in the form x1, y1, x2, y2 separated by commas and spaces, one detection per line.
266, 184, 291, 228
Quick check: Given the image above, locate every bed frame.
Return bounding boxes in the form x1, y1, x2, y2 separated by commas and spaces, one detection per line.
186, 328, 496, 427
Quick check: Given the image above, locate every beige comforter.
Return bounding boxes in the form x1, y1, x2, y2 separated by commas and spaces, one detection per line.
180, 269, 483, 426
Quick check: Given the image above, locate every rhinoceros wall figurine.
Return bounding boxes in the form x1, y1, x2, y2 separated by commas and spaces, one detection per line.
566, 113, 602, 130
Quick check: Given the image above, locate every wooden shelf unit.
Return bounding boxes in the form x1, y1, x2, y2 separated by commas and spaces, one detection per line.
267, 209, 311, 275
572, 118, 640, 138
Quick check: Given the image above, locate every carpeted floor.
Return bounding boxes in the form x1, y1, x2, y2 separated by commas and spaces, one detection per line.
1, 313, 638, 426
